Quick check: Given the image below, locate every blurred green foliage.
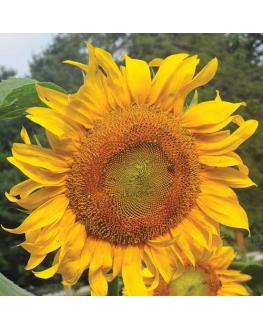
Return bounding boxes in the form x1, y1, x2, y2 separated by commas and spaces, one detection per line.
0, 33, 262, 293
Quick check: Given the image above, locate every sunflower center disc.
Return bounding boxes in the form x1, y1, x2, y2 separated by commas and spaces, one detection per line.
104, 142, 174, 218
66, 109, 200, 246
169, 269, 210, 296
154, 267, 221, 296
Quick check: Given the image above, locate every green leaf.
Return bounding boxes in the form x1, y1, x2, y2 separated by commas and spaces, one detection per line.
242, 264, 263, 295
230, 261, 249, 270
0, 78, 66, 120
107, 277, 120, 296
0, 78, 34, 103
0, 272, 33, 296
189, 90, 199, 108
183, 90, 199, 112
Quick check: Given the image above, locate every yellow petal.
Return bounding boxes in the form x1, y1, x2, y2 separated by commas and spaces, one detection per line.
185, 116, 234, 134
25, 229, 40, 244
142, 251, 160, 292
63, 60, 89, 72
181, 58, 218, 95
216, 269, 251, 283
197, 120, 258, 155
230, 152, 249, 175
112, 246, 125, 278
176, 235, 196, 266
194, 130, 230, 143
232, 114, 245, 126
2, 194, 69, 234
170, 244, 185, 265
94, 47, 131, 108
12, 143, 69, 173
7, 157, 67, 186
5, 186, 65, 210
89, 241, 113, 273
189, 206, 219, 237
69, 46, 109, 121
46, 130, 79, 155
9, 179, 43, 198
200, 181, 238, 200
158, 55, 200, 111
33, 220, 81, 280
173, 58, 218, 114
25, 254, 46, 270
36, 84, 69, 112
199, 154, 241, 167
89, 269, 108, 296
76, 238, 92, 270
219, 283, 250, 296
149, 58, 163, 67
20, 126, 31, 144
60, 232, 90, 286
25, 227, 58, 251
86, 240, 113, 293
122, 246, 148, 296
144, 245, 174, 283
197, 193, 249, 231
33, 248, 65, 279
209, 246, 236, 269
85, 42, 97, 73
34, 264, 60, 279
32, 209, 75, 247
62, 224, 87, 261
71, 85, 108, 125
148, 231, 180, 248
88, 240, 113, 295
182, 219, 208, 248
36, 85, 93, 132
95, 47, 120, 78
62, 239, 92, 285
21, 233, 61, 255
148, 53, 189, 104
57, 218, 81, 251
124, 55, 151, 105
181, 100, 245, 128
201, 167, 256, 188
26, 107, 80, 137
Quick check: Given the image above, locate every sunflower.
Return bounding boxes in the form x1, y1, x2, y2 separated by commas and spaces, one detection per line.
145, 245, 251, 296
3, 43, 257, 295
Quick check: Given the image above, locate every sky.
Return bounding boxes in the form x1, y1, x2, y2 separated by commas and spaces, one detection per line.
0, 33, 56, 77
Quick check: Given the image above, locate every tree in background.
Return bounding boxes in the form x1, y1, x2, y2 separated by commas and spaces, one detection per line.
0, 66, 16, 81
1, 33, 263, 291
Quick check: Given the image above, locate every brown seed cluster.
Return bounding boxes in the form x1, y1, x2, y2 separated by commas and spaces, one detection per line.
66, 108, 200, 246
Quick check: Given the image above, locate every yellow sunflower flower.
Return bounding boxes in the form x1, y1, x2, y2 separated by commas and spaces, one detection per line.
3, 43, 257, 295
145, 245, 251, 296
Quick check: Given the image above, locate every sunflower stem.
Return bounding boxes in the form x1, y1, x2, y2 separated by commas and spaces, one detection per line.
108, 277, 119, 296
64, 285, 74, 296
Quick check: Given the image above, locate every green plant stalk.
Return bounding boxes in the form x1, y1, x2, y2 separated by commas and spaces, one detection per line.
108, 277, 119, 296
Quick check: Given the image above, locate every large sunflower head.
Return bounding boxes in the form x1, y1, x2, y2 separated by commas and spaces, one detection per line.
146, 245, 251, 296
3, 43, 257, 295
